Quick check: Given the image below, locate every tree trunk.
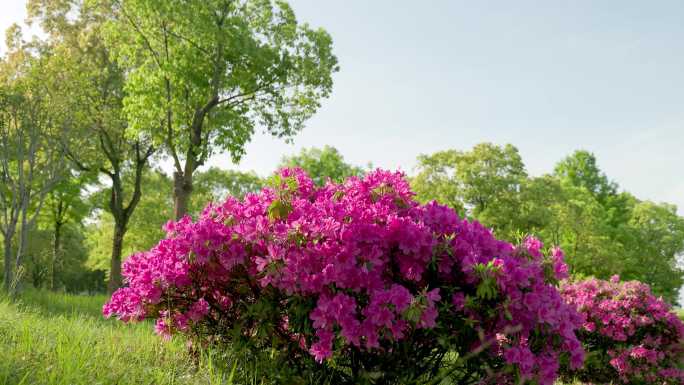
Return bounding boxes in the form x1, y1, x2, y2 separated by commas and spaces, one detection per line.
50, 221, 62, 291
2, 233, 12, 292
108, 223, 125, 293
12, 198, 31, 296
173, 171, 193, 220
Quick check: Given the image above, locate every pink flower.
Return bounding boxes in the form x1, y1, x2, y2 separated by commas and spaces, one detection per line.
523, 236, 543, 258
452, 292, 466, 311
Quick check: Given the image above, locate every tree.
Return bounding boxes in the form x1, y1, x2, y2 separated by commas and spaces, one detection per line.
190, 167, 263, 213
551, 183, 625, 279
515, 175, 565, 237
104, 0, 338, 219
0, 26, 65, 293
44, 173, 93, 290
86, 170, 173, 274
279, 146, 364, 186
412, 143, 527, 237
622, 201, 684, 301
554, 150, 617, 205
28, 0, 156, 292
412, 150, 464, 215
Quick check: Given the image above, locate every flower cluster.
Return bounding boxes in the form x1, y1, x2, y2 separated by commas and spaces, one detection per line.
560, 276, 684, 384
104, 168, 583, 384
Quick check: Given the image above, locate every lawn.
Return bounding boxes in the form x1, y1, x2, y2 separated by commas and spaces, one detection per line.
0, 290, 238, 385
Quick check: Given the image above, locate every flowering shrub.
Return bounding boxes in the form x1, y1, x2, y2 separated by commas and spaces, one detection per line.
103, 168, 583, 384
560, 276, 684, 384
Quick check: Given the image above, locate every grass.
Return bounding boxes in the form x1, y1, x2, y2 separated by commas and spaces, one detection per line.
0, 289, 235, 385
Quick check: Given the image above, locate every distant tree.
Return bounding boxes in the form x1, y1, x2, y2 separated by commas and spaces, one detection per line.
279, 146, 364, 186
23, 221, 100, 292
515, 175, 565, 237
412, 143, 527, 237
104, 0, 339, 219
412, 150, 464, 215
44, 174, 93, 291
554, 150, 617, 203
0, 27, 65, 293
622, 201, 684, 301
190, 168, 263, 213
87, 167, 262, 278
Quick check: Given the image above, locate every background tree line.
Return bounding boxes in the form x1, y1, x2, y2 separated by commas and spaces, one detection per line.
412, 143, 684, 303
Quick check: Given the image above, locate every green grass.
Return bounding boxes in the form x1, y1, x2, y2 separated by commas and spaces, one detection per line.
0, 289, 235, 385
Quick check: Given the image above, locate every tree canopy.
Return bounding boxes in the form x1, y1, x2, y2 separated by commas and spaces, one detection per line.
104, 0, 338, 218
279, 145, 364, 186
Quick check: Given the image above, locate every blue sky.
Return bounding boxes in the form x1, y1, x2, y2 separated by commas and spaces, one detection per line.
2, 0, 683, 214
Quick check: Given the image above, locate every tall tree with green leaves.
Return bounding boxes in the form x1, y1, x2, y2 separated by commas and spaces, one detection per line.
279, 146, 364, 186
104, 0, 338, 219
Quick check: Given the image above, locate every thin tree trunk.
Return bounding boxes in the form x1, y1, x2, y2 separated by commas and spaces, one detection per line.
50, 220, 62, 291
2, 232, 13, 292
10, 196, 31, 296
108, 223, 125, 293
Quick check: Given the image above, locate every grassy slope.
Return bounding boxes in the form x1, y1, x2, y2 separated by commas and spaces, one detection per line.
0, 290, 233, 385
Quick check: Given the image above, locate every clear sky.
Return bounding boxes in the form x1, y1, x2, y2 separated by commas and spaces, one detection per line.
2, 0, 683, 214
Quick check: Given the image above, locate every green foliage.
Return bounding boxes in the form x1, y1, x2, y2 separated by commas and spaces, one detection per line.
554, 150, 617, 205
26, 0, 158, 291
279, 145, 365, 185
22, 224, 104, 293
0, 22, 69, 292
413, 143, 527, 223
103, 0, 339, 217
621, 201, 684, 301
106, 0, 338, 155
473, 261, 501, 300
413, 143, 684, 304
190, 167, 263, 213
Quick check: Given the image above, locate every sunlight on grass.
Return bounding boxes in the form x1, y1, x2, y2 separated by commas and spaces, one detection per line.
0, 290, 235, 385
